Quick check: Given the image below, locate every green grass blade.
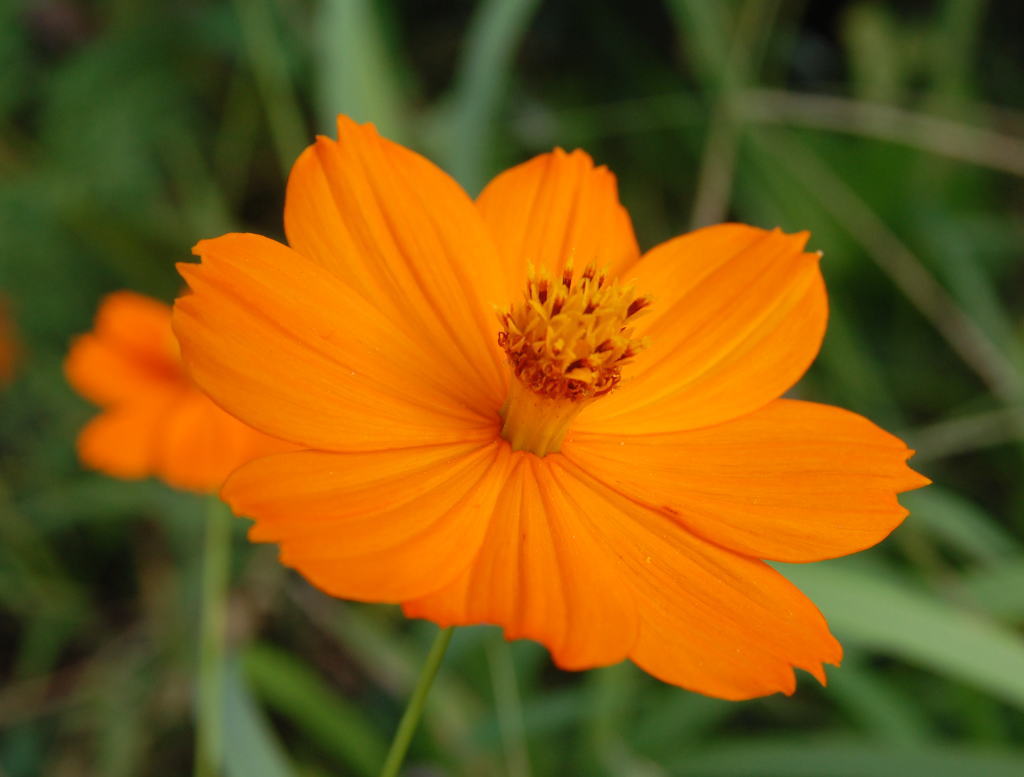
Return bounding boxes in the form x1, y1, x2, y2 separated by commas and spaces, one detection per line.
960, 559, 1024, 619
442, 0, 541, 192
242, 642, 387, 777
487, 635, 532, 777
670, 736, 1024, 777
222, 658, 296, 777
780, 559, 1024, 710
900, 487, 1021, 563
824, 657, 934, 746
232, 0, 307, 178
664, 0, 730, 86
312, 0, 408, 140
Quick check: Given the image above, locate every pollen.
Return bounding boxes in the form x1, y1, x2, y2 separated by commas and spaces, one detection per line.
499, 262, 650, 402
497, 262, 650, 456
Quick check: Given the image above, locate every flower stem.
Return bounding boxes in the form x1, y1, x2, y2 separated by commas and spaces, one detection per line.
194, 497, 233, 777
378, 626, 454, 777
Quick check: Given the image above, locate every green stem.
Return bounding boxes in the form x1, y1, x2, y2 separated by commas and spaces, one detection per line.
378, 626, 454, 777
194, 497, 233, 777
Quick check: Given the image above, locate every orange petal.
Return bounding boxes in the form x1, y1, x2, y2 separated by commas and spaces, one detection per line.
578, 224, 827, 434
550, 458, 842, 699
283, 117, 508, 400
407, 452, 841, 699
65, 291, 182, 406
476, 148, 640, 298
175, 232, 500, 451
222, 440, 512, 601
91, 291, 179, 363
77, 390, 180, 480
155, 391, 290, 493
403, 453, 639, 669
566, 399, 930, 563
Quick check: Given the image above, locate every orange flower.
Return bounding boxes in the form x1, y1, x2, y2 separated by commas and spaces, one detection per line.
66, 291, 288, 493
173, 118, 928, 699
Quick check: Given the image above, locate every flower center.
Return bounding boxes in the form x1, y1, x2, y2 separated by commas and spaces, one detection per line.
497, 262, 650, 456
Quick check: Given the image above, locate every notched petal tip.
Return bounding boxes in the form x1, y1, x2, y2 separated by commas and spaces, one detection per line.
219, 479, 248, 521
802, 663, 827, 690
476, 143, 640, 291
779, 629, 841, 696
192, 232, 266, 256
335, 114, 379, 138
903, 456, 932, 490
765, 224, 811, 244
892, 447, 931, 493
792, 228, 812, 249
175, 261, 201, 287
312, 134, 340, 158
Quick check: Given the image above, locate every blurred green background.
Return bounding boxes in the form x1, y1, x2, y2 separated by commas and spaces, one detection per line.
2, 0, 1024, 775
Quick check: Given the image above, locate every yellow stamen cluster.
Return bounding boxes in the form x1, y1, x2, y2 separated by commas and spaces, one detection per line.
498, 263, 650, 402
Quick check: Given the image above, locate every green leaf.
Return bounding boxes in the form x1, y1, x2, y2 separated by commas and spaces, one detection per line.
222, 658, 296, 777
242, 642, 386, 777
312, 0, 408, 141
780, 559, 1024, 710
960, 559, 1024, 620
900, 487, 1021, 563
664, 0, 731, 86
440, 0, 541, 192
841, 3, 904, 103
671, 736, 1024, 777
823, 654, 934, 746
231, 0, 307, 178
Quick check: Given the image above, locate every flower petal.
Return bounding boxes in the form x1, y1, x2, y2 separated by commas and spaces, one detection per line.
77, 390, 179, 480
175, 232, 499, 451
155, 391, 288, 493
403, 452, 639, 669
284, 117, 508, 399
65, 291, 181, 406
550, 458, 842, 698
223, 440, 512, 601
566, 399, 930, 563
476, 148, 640, 297
578, 224, 827, 434
406, 452, 841, 698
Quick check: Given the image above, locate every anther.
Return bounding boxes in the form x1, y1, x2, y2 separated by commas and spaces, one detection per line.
565, 358, 586, 373
627, 297, 651, 317
498, 262, 650, 404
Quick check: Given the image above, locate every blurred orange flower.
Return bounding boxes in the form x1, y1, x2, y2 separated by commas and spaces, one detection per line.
66, 291, 287, 493
173, 117, 928, 699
